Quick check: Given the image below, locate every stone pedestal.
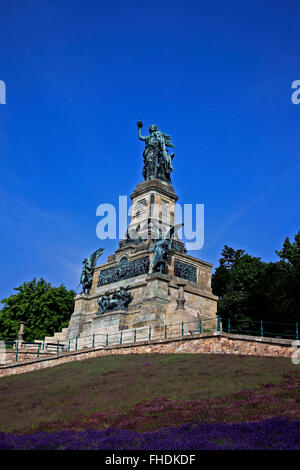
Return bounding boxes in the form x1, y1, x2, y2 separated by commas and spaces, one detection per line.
128, 179, 178, 240
18, 321, 25, 344
138, 272, 170, 330
176, 281, 186, 310
67, 294, 93, 339
91, 310, 129, 335
62, 177, 218, 344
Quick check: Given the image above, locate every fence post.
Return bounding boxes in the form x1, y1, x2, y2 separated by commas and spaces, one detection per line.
57, 340, 60, 354
134, 329, 136, 343
68, 340, 70, 352
296, 322, 299, 341
260, 320, 263, 337
181, 322, 184, 336
200, 318, 202, 333
217, 317, 220, 332
106, 334, 108, 347
15, 340, 18, 362
164, 324, 167, 339
75, 336, 78, 351
42, 339, 45, 350
37, 343, 40, 359
120, 331, 122, 345
92, 333, 95, 348
228, 318, 231, 334
149, 326, 151, 341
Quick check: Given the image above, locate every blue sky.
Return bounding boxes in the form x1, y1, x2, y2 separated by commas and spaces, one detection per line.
0, 0, 299, 300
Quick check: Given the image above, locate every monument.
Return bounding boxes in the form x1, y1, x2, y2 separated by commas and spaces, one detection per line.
45, 122, 218, 347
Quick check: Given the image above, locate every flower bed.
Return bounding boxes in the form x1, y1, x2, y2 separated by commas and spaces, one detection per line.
0, 418, 299, 450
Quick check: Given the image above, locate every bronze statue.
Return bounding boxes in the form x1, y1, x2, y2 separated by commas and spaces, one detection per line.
149, 224, 183, 274
97, 286, 133, 315
97, 292, 111, 313
137, 121, 175, 183
80, 248, 104, 294
125, 224, 142, 244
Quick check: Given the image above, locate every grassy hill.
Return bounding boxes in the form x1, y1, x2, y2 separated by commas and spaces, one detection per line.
0, 353, 299, 436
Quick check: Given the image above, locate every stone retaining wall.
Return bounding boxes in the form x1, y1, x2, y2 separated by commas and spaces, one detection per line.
0, 332, 296, 378
0, 350, 56, 365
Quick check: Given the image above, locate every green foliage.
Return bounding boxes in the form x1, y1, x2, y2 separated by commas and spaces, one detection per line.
219, 245, 246, 268
275, 230, 300, 267
0, 278, 75, 341
212, 231, 300, 330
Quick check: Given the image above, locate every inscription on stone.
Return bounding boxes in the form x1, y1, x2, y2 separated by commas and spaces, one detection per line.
135, 198, 147, 218
161, 200, 170, 222
150, 193, 155, 216
98, 256, 150, 287
174, 260, 197, 283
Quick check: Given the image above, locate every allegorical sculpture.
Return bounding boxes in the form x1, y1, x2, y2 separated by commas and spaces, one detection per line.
124, 224, 143, 244
80, 248, 104, 294
97, 286, 133, 315
137, 120, 175, 183
98, 256, 150, 287
149, 224, 183, 274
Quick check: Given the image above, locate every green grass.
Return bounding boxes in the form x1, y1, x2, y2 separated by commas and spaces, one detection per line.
0, 353, 299, 433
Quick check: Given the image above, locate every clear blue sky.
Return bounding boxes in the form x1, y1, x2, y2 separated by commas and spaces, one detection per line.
0, 0, 299, 300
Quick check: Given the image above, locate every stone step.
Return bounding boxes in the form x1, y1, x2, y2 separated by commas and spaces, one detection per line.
53, 332, 66, 340
44, 336, 55, 342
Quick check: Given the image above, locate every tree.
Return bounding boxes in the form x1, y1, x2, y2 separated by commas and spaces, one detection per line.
219, 245, 246, 268
0, 278, 75, 341
212, 231, 300, 335
212, 251, 266, 330
274, 230, 300, 322
275, 230, 300, 268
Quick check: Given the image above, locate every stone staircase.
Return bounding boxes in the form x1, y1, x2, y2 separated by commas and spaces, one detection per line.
35, 327, 69, 349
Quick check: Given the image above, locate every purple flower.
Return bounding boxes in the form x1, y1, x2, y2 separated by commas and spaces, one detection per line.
0, 418, 299, 450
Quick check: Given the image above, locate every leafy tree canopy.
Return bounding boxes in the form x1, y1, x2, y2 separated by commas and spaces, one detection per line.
212, 231, 300, 329
0, 278, 75, 341
219, 245, 246, 268
275, 230, 300, 268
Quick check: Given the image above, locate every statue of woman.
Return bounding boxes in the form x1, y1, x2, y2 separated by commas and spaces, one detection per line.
137, 121, 175, 183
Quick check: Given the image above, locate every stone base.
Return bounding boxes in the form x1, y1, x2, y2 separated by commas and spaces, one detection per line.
65, 265, 218, 346
91, 310, 129, 335
62, 178, 218, 345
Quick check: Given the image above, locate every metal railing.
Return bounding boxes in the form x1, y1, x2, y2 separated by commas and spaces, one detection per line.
222, 318, 299, 340
0, 316, 299, 363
